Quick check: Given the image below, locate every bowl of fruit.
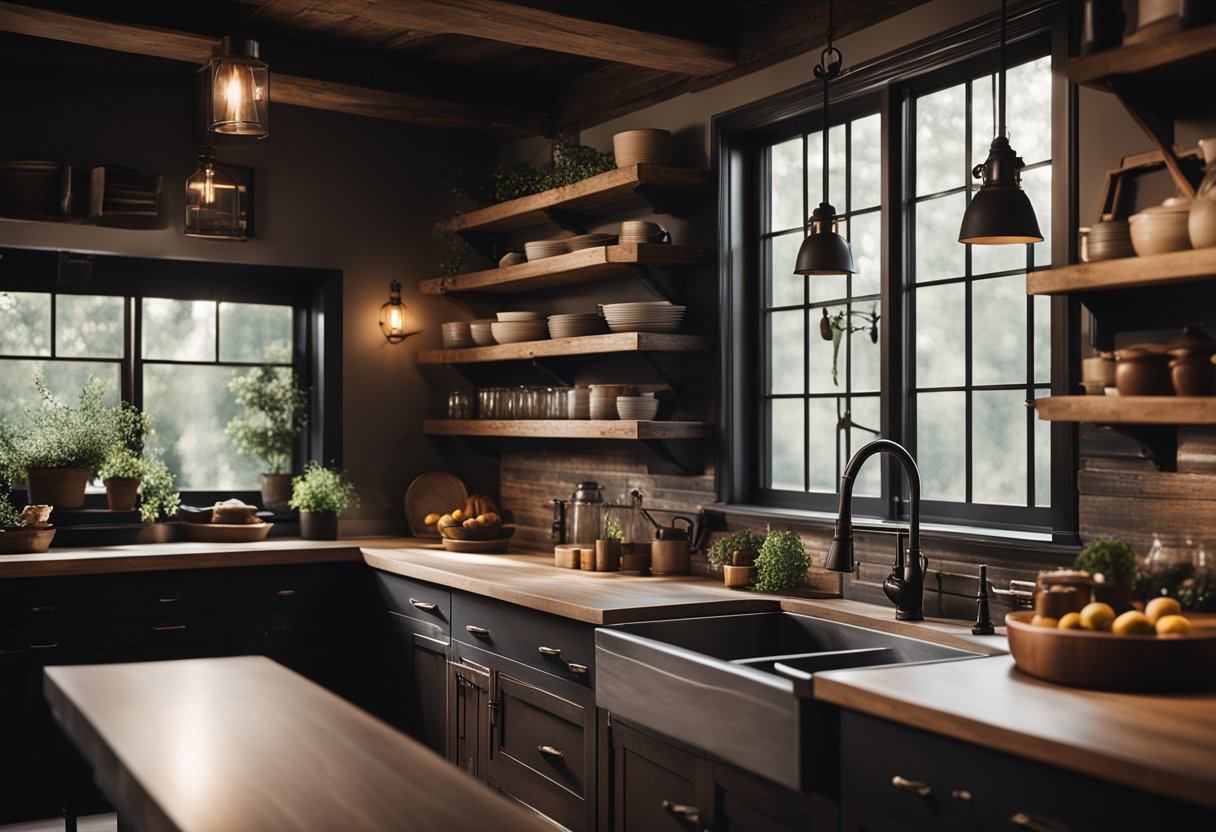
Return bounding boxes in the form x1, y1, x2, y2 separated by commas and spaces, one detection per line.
1006, 598, 1216, 692
424, 495, 513, 545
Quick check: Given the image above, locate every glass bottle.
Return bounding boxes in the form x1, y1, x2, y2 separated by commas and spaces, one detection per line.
568, 482, 604, 545
1136, 533, 1197, 600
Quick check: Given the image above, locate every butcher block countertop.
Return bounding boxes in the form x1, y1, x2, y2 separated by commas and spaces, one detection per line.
814, 654, 1216, 810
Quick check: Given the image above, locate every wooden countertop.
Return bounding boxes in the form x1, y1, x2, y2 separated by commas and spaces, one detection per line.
44, 656, 549, 832
814, 654, 1216, 810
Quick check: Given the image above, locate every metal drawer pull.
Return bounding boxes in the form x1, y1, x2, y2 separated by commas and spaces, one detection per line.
31, 605, 55, 614
537, 745, 564, 759
567, 663, 588, 675
891, 775, 932, 797
1010, 813, 1073, 832
952, 789, 972, 803
409, 598, 438, 611
537, 645, 562, 657
152, 625, 187, 633
158, 597, 178, 604
275, 589, 297, 598
29, 642, 58, 650
0, 647, 23, 655
661, 801, 702, 830
465, 625, 490, 637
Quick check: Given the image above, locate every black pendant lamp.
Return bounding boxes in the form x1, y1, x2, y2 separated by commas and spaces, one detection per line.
795, 0, 856, 276
958, 0, 1042, 245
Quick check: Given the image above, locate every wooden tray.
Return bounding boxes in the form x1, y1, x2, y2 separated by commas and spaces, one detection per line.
441, 536, 513, 554
179, 522, 273, 544
404, 471, 467, 538
0, 527, 56, 554
438, 524, 514, 542
1005, 610, 1216, 692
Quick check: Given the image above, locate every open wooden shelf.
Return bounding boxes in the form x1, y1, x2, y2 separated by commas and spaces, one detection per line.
420, 243, 704, 295
422, 419, 713, 440
418, 332, 707, 365
1027, 248, 1216, 295
435, 164, 708, 234
1067, 23, 1216, 89
1035, 396, 1216, 425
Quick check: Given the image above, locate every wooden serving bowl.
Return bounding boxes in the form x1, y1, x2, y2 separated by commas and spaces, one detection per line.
1005, 610, 1216, 692
0, 527, 56, 554
437, 523, 513, 542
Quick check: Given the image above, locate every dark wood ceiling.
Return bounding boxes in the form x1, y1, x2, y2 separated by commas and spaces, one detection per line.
0, 0, 931, 140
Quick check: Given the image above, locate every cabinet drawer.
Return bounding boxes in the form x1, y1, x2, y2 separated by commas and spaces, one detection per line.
231, 564, 345, 612
370, 570, 451, 631
0, 578, 97, 629
453, 592, 594, 687
0, 625, 98, 668
105, 570, 227, 621
102, 615, 228, 654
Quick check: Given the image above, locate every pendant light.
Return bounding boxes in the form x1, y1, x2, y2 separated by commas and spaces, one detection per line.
795, 0, 856, 276
184, 146, 245, 241
958, 0, 1042, 245
205, 36, 269, 138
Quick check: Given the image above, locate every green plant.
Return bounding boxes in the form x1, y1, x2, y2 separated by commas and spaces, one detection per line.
754, 530, 810, 592
1075, 538, 1138, 583
707, 529, 766, 568
98, 446, 147, 480
0, 497, 20, 528
7, 377, 116, 473
444, 136, 616, 208
604, 515, 624, 541
226, 366, 309, 474
288, 461, 359, 514
137, 457, 180, 523
819, 307, 880, 386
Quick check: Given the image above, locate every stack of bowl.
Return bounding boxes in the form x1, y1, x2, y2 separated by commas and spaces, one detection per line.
566, 232, 617, 251
469, 319, 496, 346
601, 301, 686, 333
567, 386, 591, 419
589, 384, 630, 420
441, 321, 474, 349
499, 251, 527, 268
548, 313, 608, 339
620, 220, 668, 244
1083, 219, 1134, 262
615, 392, 659, 421
524, 239, 568, 260
613, 129, 672, 167
491, 311, 547, 344
1130, 198, 1193, 256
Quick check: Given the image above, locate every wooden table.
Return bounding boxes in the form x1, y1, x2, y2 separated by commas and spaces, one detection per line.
44, 656, 550, 832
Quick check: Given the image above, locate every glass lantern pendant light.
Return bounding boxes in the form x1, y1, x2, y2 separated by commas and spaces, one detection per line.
380, 280, 413, 343
958, 0, 1042, 245
185, 146, 245, 241
795, 0, 856, 276
206, 36, 269, 138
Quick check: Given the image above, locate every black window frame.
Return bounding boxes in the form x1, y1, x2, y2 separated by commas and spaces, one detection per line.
714, 1, 1080, 543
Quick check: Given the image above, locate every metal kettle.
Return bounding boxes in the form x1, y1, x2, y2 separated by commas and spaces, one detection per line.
568, 482, 605, 545
644, 512, 695, 575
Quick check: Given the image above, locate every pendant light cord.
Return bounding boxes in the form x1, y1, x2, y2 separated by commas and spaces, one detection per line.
998, 0, 1007, 139
815, 0, 842, 208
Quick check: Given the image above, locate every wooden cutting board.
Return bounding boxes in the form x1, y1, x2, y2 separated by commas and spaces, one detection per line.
403, 472, 467, 537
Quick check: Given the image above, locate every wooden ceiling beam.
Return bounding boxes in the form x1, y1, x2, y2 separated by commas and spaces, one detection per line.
0, 1, 553, 133
249, 0, 736, 76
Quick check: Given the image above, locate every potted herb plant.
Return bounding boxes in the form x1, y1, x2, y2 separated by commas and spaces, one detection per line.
97, 401, 151, 511
708, 529, 765, 587
596, 514, 624, 571
754, 530, 811, 592
136, 457, 180, 523
1076, 538, 1138, 612
288, 461, 358, 540
226, 365, 309, 508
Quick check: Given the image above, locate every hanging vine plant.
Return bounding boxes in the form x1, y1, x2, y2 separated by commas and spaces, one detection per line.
819, 306, 880, 386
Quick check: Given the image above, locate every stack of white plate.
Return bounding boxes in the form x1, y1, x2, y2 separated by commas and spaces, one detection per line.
441, 321, 474, 349
613, 129, 672, 167
566, 233, 617, 251
469, 320, 496, 346
616, 394, 659, 421
601, 302, 686, 333
620, 220, 667, 244
548, 313, 608, 339
588, 384, 629, 420
524, 239, 569, 260
491, 320, 548, 344
567, 387, 591, 419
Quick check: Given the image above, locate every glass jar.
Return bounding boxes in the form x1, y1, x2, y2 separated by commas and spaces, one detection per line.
1136, 534, 1198, 600
569, 482, 604, 544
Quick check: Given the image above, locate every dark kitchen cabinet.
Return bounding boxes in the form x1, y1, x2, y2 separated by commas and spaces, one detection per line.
449, 658, 491, 781
380, 610, 449, 755
0, 667, 26, 819
230, 609, 339, 687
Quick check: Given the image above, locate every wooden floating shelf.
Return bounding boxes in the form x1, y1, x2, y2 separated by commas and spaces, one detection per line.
420, 243, 704, 295
1067, 23, 1216, 88
1026, 248, 1216, 296
418, 332, 707, 365
435, 164, 708, 234
1035, 396, 1216, 425
422, 419, 713, 440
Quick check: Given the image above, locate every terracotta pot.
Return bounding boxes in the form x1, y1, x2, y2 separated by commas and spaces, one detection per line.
595, 539, 621, 572
651, 539, 690, 575
1114, 345, 1172, 396
25, 467, 90, 508
260, 473, 293, 509
104, 477, 141, 512
723, 564, 756, 588
299, 510, 337, 540
1168, 326, 1216, 395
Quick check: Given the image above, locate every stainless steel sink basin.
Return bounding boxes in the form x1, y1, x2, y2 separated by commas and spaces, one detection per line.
595, 612, 981, 791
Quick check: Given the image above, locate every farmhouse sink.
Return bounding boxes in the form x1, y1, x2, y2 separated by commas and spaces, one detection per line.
595, 612, 981, 791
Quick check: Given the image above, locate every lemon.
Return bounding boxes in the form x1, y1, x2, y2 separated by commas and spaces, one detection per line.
1145, 597, 1182, 626
1057, 612, 1083, 630
423, 512, 441, 526
1111, 610, 1154, 636
451, 509, 463, 521
1156, 614, 1192, 635
1079, 602, 1116, 632
1031, 615, 1059, 628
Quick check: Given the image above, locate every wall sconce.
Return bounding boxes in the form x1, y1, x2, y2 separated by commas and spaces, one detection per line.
204, 36, 269, 138
380, 280, 417, 343
185, 146, 246, 241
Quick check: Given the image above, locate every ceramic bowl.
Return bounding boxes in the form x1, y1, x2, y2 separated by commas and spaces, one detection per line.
490, 322, 547, 344
613, 129, 672, 168
469, 320, 497, 346
1129, 198, 1193, 256
496, 311, 541, 322
1189, 199, 1216, 249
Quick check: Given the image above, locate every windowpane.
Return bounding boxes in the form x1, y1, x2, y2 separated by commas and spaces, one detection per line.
915, 85, 965, 195
972, 389, 1027, 506
851, 303, 881, 393
808, 258, 848, 305
828, 123, 847, 209
915, 282, 965, 388
1035, 406, 1052, 508
808, 397, 837, 492
805, 131, 822, 214
972, 275, 1026, 386
971, 226, 1025, 276
769, 398, 804, 490
0, 292, 50, 356
1022, 164, 1052, 267
915, 193, 966, 281
56, 295, 125, 358
770, 136, 804, 233
850, 210, 882, 297
1033, 295, 1052, 384
767, 232, 805, 307
849, 395, 882, 497
851, 114, 882, 211
971, 74, 997, 168
143, 299, 216, 362
809, 304, 846, 394
768, 310, 805, 395
1006, 57, 1053, 166
219, 302, 293, 363
0, 360, 120, 427
917, 392, 965, 501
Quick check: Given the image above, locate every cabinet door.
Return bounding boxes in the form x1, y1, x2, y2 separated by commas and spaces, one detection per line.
608, 719, 704, 832
380, 610, 449, 754
230, 609, 339, 688
710, 761, 826, 832
449, 660, 491, 781
0, 667, 25, 821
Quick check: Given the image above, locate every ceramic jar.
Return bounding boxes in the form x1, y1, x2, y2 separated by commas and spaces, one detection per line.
1168, 326, 1216, 396
1130, 197, 1193, 256
1115, 345, 1173, 396
1189, 137, 1216, 249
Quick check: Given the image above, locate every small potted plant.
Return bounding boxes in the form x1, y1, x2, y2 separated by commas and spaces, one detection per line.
97, 401, 152, 511
288, 461, 358, 540
708, 529, 765, 587
754, 530, 810, 592
596, 514, 624, 571
137, 457, 181, 523
1076, 538, 1138, 612
226, 365, 309, 508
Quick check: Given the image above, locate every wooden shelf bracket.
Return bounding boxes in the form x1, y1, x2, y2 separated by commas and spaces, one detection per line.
625, 264, 681, 303
1109, 425, 1177, 471
640, 439, 701, 475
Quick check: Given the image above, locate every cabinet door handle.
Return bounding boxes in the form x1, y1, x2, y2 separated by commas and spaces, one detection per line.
0, 647, 23, 655
275, 589, 297, 598
537, 745, 564, 760
465, 625, 490, 637
891, 775, 932, 797
661, 801, 702, 830
567, 662, 588, 675
29, 642, 59, 650
158, 596, 178, 604
152, 625, 187, 633
31, 605, 55, 614
537, 645, 562, 657
1010, 813, 1073, 832
408, 598, 437, 611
